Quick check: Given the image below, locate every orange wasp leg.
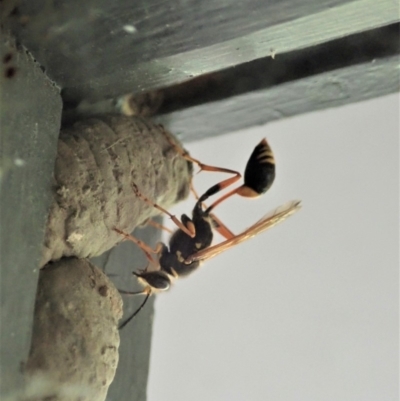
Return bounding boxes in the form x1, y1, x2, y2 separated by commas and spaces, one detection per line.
132, 183, 196, 238
133, 127, 243, 238
209, 213, 235, 240
139, 125, 268, 239
163, 132, 275, 217
146, 219, 174, 235
159, 124, 242, 186
161, 129, 244, 239
202, 186, 247, 213
190, 182, 235, 240
113, 227, 162, 264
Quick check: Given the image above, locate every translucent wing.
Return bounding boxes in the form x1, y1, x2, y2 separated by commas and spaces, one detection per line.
185, 200, 301, 264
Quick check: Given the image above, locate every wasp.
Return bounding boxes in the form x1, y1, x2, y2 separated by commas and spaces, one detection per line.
114, 132, 301, 329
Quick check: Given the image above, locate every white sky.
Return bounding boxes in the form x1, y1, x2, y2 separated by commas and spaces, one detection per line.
148, 93, 399, 401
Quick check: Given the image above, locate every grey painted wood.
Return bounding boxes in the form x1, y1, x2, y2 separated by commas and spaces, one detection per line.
4, 0, 398, 102
91, 223, 160, 401
159, 54, 400, 142
60, 24, 399, 144
0, 33, 62, 397
155, 24, 399, 115
64, 0, 399, 101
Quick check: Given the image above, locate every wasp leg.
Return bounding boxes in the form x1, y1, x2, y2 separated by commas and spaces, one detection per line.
190, 180, 200, 200
203, 138, 276, 213
118, 287, 152, 330
160, 124, 242, 178
114, 227, 161, 264
132, 183, 196, 238
209, 214, 235, 240
146, 219, 174, 234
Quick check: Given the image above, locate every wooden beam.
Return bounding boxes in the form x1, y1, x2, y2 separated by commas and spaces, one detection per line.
0, 32, 62, 397
3, 0, 398, 102
158, 54, 400, 141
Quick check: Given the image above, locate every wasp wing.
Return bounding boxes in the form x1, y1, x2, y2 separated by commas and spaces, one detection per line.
185, 200, 301, 264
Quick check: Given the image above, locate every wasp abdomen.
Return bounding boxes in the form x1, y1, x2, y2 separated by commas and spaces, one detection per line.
243, 138, 275, 196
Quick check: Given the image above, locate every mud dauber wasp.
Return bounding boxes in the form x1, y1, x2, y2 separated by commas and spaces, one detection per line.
114, 129, 301, 329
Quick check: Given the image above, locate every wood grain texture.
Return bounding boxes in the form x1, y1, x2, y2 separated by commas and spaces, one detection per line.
0, 32, 62, 397
4, 0, 398, 101
64, 0, 398, 101
158, 54, 400, 142
155, 24, 399, 115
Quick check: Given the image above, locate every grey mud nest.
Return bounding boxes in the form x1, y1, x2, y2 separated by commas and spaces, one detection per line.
41, 114, 193, 267
21, 115, 193, 401
24, 258, 122, 401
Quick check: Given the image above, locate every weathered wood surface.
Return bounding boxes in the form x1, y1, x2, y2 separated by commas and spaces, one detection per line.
3, 0, 398, 102
155, 24, 399, 141
0, 33, 62, 397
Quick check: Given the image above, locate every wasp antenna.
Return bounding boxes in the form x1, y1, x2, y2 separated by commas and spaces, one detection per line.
118, 289, 152, 330
118, 288, 148, 296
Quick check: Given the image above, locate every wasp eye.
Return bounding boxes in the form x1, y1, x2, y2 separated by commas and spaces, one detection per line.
138, 271, 170, 291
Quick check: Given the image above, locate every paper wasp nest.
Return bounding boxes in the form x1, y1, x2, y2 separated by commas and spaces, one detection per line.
41, 115, 192, 267
24, 258, 122, 401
